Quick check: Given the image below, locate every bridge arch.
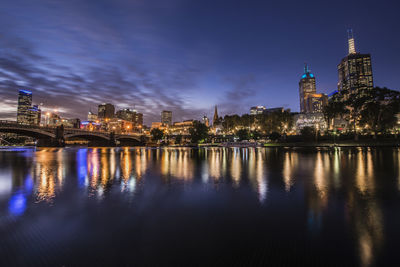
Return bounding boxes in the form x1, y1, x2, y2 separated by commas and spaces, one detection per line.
0, 127, 55, 139
64, 133, 110, 141
115, 135, 143, 146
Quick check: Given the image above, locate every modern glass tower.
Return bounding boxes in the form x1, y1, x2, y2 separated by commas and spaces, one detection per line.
161, 110, 172, 126
17, 90, 33, 124
98, 103, 115, 119
337, 29, 373, 95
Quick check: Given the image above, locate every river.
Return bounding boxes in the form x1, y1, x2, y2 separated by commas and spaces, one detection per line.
0, 147, 399, 266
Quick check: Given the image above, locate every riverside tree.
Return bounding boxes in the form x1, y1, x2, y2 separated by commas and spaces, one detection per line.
189, 121, 209, 143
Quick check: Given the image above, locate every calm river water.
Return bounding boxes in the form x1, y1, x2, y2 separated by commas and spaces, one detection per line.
0, 147, 400, 266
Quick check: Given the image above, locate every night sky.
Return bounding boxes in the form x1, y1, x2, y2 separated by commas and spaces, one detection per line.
0, 0, 399, 125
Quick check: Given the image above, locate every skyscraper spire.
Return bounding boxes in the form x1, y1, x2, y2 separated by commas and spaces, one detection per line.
347, 29, 356, 54
304, 63, 309, 74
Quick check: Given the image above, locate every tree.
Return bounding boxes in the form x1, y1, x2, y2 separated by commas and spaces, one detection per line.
189, 121, 209, 143
300, 126, 315, 142
236, 129, 249, 141
269, 132, 281, 142
322, 92, 346, 129
150, 128, 164, 141
322, 87, 400, 139
175, 134, 182, 144
250, 130, 262, 140
358, 87, 400, 137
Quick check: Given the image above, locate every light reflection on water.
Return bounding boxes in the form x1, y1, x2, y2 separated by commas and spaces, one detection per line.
0, 147, 399, 266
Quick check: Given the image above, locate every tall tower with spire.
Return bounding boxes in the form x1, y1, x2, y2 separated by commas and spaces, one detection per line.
347, 29, 356, 54
338, 29, 373, 94
299, 63, 316, 113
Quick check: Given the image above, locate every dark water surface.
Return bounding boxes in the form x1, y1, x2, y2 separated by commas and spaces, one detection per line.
0, 147, 400, 266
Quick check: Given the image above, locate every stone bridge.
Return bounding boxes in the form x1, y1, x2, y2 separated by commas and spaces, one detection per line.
0, 120, 143, 147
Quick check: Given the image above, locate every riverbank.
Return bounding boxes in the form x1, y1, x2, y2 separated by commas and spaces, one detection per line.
2, 140, 400, 148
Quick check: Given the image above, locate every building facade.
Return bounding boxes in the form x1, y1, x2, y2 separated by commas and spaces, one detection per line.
17, 90, 41, 125
337, 29, 373, 95
304, 93, 328, 113
98, 103, 115, 120
87, 111, 98, 121
116, 109, 143, 128
250, 106, 266, 115
161, 110, 172, 126
17, 90, 33, 124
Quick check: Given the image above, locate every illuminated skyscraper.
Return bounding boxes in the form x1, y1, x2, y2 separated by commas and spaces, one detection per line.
299, 64, 316, 113
98, 103, 115, 119
116, 109, 143, 127
161, 110, 172, 126
17, 90, 33, 124
337, 29, 373, 94
29, 105, 41, 125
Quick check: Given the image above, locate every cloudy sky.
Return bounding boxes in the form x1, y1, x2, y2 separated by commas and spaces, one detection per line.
0, 0, 399, 125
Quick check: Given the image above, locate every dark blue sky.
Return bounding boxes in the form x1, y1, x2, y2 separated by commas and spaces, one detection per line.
0, 0, 399, 124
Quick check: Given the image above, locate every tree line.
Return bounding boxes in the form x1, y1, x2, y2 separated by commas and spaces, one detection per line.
150, 87, 400, 144
323, 87, 400, 138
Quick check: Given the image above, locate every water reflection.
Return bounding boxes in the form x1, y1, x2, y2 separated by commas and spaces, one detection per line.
0, 147, 398, 266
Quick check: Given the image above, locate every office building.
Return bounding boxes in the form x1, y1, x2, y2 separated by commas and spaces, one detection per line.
337, 29, 373, 95
17, 90, 41, 125
265, 107, 285, 114
17, 90, 33, 124
116, 109, 143, 127
98, 103, 115, 119
250, 106, 266, 115
161, 110, 172, 126
29, 105, 41, 125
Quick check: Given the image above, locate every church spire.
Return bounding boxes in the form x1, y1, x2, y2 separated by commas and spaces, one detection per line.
347, 29, 356, 54
213, 105, 219, 125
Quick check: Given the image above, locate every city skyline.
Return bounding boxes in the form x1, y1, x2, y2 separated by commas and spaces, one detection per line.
1, 0, 399, 125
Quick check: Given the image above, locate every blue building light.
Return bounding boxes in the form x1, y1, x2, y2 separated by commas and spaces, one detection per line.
328, 90, 339, 97
19, 89, 32, 94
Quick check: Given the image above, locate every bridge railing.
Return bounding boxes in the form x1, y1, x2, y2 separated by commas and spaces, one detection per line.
0, 120, 56, 131
0, 120, 144, 136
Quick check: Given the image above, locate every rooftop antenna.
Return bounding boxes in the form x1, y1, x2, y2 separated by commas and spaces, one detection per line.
347, 29, 356, 54
304, 62, 309, 73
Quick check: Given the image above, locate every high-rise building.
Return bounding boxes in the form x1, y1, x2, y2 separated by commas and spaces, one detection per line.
161, 110, 172, 126
17, 90, 33, 124
16, 90, 41, 125
299, 64, 317, 113
29, 105, 41, 125
337, 29, 373, 95
116, 109, 143, 127
98, 103, 115, 119
250, 106, 266, 115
